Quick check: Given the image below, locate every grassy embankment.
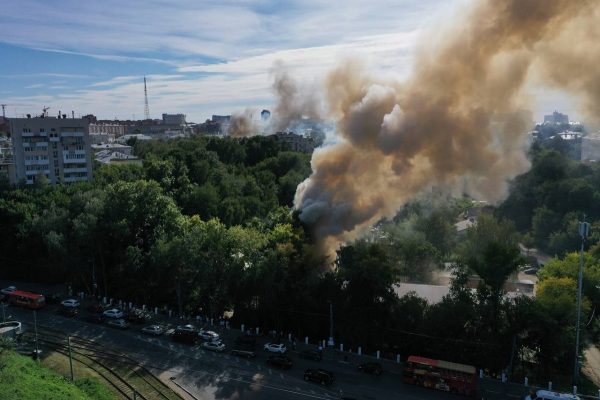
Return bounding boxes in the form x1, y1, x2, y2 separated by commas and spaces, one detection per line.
0, 349, 116, 400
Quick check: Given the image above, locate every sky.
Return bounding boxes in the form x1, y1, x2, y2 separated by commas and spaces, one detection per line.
0, 0, 578, 123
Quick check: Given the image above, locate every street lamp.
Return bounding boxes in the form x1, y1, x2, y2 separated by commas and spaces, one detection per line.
574, 217, 590, 385
327, 301, 334, 347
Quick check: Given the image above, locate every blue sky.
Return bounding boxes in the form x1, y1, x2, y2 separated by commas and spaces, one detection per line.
0, 0, 577, 123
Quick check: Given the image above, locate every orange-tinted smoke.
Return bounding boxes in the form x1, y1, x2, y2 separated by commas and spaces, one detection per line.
294, 0, 599, 256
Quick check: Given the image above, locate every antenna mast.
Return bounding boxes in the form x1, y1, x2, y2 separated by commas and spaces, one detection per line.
144, 76, 150, 120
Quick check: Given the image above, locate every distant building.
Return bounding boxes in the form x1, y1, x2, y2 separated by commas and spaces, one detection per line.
270, 132, 315, 153
211, 115, 231, 123
581, 132, 600, 162
91, 143, 132, 155
94, 150, 141, 165
554, 131, 581, 141
544, 111, 569, 125
115, 134, 152, 144
162, 113, 186, 125
10, 117, 93, 185
89, 123, 125, 137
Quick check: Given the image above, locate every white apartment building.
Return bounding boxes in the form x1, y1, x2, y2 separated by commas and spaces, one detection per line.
10, 117, 93, 185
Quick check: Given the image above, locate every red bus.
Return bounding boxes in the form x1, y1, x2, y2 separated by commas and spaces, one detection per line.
8, 290, 46, 310
402, 355, 477, 397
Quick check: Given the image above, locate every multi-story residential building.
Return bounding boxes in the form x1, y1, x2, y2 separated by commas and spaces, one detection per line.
270, 132, 316, 153
10, 117, 93, 185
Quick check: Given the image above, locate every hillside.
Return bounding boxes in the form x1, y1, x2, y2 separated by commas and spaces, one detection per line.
0, 349, 116, 400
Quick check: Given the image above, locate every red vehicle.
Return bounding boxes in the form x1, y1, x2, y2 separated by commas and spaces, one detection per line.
8, 290, 46, 310
402, 355, 477, 397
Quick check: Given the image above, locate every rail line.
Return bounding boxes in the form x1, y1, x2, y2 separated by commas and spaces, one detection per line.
22, 327, 181, 400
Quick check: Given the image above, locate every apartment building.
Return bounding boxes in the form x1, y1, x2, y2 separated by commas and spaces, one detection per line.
10, 117, 93, 185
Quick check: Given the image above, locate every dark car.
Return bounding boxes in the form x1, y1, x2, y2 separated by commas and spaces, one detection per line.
304, 369, 334, 385
358, 362, 383, 375
79, 313, 105, 324
58, 306, 78, 317
126, 310, 152, 324
231, 349, 257, 358
172, 329, 198, 345
235, 334, 257, 347
266, 355, 293, 370
44, 293, 62, 305
300, 349, 322, 361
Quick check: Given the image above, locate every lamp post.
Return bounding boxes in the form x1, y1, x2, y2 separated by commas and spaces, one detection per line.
574, 217, 590, 385
327, 301, 334, 347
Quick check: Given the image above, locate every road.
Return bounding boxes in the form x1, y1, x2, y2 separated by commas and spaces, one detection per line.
4, 304, 481, 400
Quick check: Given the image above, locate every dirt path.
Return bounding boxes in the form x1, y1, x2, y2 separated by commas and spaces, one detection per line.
583, 345, 600, 387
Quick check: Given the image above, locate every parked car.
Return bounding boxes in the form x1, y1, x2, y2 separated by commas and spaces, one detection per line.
1, 286, 16, 300
141, 325, 164, 336
173, 328, 198, 345
300, 349, 322, 361
175, 324, 197, 334
103, 309, 124, 319
201, 341, 226, 352
235, 334, 256, 347
58, 306, 78, 317
358, 362, 383, 375
266, 355, 293, 370
230, 349, 257, 359
199, 329, 219, 341
61, 299, 80, 308
303, 369, 334, 385
106, 319, 129, 330
523, 267, 538, 275
81, 313, 105, 324
263, 343, 287, 353
126, 309, 153, 324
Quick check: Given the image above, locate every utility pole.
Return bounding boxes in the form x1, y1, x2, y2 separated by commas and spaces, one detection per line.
574, 216, 590, 385
68, 336, 74, 381
33, 310, 39, 361
327, 301, 334, 347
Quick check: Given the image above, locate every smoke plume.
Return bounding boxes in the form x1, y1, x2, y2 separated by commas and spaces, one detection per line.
292, 0, 600, 255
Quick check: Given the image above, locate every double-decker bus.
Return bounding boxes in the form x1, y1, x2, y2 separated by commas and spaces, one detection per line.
8, 290, 46, 310
402, 355, 477, 397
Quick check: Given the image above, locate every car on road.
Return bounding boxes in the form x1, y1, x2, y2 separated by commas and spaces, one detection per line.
299, 349, 322, 361
58, 306, 78, 317
106, 319, 129, 330
61, 299, 80, 308
201, 341, 226, 352
1, 286, 16, 300
103, 309, 124, 319
358, 362, 383, 375
266, 355, 293, 370
141, 325, 164, 336
230, 349, 257, 358
263, 343, 287, 353
303, 369, 334, 385
198, 329, 219, 341
175, 324, 197, 333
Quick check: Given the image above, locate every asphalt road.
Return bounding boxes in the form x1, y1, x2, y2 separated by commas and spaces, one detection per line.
3, 302, 533, 400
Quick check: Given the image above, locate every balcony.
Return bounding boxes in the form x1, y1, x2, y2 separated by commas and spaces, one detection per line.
63, 167, 88, 174
25, 159, 49, 166
60, 132, 85, 137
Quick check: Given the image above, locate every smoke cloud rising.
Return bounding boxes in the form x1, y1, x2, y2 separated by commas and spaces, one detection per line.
290, 0, 600, 255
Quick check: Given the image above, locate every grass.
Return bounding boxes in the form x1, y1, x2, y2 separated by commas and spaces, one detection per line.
0, 349, 116, 400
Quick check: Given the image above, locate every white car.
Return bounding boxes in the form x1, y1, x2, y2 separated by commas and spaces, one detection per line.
264, 343, 287, 353
199, 329, 220, 341
1, 286, 16, 296
103, 309, 124, 319
106, 319, 129, 329
201, 341, 226, 352
60, 299, 80, 308
175, 324, 197, 333
141, 325, 164, 336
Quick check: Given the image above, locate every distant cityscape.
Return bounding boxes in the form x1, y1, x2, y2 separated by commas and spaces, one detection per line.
0, 109, 326, 186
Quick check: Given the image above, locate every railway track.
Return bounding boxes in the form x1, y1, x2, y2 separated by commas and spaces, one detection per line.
21, 327, 181, 400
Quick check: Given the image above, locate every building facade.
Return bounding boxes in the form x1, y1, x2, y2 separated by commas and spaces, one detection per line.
89, 123, 125, 136
10, 117, 93, 185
